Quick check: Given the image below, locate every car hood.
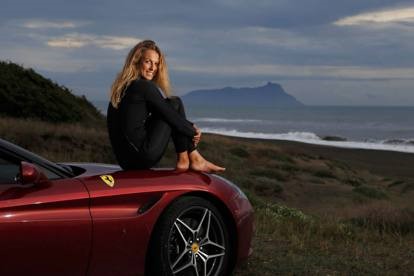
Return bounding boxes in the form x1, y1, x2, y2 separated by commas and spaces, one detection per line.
62, 162, 122, 177
62, 163, 215, 186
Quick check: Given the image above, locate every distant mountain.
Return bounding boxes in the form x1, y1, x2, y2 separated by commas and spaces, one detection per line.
0, 61, 104, 125
182, 82, 304, 107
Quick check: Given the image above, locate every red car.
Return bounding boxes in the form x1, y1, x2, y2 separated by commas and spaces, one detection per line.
0, 138, 254, 276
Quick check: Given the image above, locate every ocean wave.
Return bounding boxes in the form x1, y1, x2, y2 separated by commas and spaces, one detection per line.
192, 117, 265, 123
381, 139, 414, 146
202, 128, 414, 154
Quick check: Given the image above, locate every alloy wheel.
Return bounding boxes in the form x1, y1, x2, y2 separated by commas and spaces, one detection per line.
168, 206, 226, 276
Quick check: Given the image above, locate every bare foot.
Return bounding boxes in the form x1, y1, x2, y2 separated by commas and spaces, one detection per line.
190, 160, 226, 173
175, 152, 189, 172
189, 150, 225, 173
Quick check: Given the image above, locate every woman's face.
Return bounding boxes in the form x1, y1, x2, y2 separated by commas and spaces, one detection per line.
139, 49, 159, 80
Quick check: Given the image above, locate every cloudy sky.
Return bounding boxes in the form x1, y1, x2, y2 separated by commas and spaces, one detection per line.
1, 0, 414, 105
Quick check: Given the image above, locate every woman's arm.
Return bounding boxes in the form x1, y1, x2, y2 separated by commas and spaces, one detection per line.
118, 94, 147, 151
129, 80, 196, 137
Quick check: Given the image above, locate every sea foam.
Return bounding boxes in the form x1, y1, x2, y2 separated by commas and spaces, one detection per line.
193, 117, 264, 123
202, 128, 414, 154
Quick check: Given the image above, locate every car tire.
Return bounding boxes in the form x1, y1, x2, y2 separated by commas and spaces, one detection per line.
148, 196, 231, 276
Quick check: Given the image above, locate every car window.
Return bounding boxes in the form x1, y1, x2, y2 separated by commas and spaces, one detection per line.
0, 155, 20, 184
0, 151, 62, 184
39, 166, 61, 180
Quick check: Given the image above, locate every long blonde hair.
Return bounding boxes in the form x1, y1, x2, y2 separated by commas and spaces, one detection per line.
110, 40, 171, 108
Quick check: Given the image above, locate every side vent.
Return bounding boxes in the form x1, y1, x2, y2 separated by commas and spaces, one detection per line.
138, 194, 163, 214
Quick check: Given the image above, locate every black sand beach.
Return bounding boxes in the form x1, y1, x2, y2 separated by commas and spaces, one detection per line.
267, 139, 414, 178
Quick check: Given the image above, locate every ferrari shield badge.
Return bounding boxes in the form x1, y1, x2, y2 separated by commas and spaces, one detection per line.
100, 175, 115, 187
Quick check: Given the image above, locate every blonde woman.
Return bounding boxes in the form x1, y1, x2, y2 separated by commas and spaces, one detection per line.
107, 40, 225, 173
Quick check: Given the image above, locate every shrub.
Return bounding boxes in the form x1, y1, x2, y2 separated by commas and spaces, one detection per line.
229, 147, 250, 158
353, 185, 388, 200
388, 180, 404, 188
345, 177, 363, 187
313, 170, 336, 179
252, 176, 283, 196
254, 148, 295, 163
347, 203, 414, 234
249, 168, 287, 181
278, 163, 300, 172
402, 183, 414, 193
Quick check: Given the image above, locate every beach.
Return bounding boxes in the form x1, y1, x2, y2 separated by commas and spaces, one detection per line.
195, 132, 414, 180
262, 138, 414, 178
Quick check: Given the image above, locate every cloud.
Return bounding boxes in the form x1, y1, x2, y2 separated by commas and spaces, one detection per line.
1, 0, 413, 105
0, 46, 98, 73
22, 19, 88, 29
334, 6, 414, 26
173, 64, 414, 80
47, 33, 141, 50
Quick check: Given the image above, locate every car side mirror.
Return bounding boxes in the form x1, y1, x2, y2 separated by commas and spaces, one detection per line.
20, 161, 49, 185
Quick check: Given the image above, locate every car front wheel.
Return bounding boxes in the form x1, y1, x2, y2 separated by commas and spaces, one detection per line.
148, 196, 231, 276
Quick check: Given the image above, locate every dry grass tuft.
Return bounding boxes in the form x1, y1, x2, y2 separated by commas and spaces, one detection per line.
341, 202, 414, 235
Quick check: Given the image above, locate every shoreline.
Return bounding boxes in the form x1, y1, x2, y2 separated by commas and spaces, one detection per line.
203, 129, 414, 154
206, 133, 414, 179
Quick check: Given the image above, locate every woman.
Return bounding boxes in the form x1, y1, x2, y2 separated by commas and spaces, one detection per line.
107, 40, 225, 173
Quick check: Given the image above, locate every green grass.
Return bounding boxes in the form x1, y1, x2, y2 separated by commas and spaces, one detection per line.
236, 201, 414, 275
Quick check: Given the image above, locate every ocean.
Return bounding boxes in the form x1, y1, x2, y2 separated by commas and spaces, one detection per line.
93, 101, 414, 153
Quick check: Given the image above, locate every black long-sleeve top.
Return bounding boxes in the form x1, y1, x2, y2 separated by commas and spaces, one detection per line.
107, 79, 196, 168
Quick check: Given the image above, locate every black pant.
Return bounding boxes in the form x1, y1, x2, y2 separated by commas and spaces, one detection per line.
138, 97, 195, 168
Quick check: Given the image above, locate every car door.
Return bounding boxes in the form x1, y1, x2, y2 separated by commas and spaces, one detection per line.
0, 152, 92, 276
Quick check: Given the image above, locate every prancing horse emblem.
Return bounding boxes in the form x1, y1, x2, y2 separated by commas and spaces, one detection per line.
100, 175, 115, 187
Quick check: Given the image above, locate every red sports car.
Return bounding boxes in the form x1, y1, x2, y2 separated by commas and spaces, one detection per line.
0, 138, 254, 276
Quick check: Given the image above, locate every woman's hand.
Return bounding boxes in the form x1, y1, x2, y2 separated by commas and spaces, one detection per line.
193, 125, 202, 146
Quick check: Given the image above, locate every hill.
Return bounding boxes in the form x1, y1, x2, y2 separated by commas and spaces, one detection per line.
0, 61, 104, 125
182, 82, 304, 107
